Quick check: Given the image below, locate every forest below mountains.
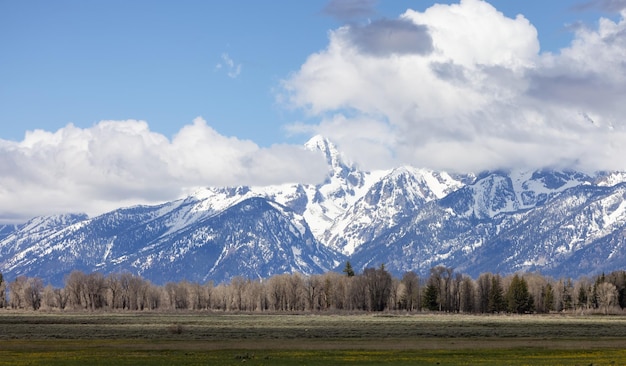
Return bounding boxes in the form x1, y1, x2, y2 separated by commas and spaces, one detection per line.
1, 264, 625, 315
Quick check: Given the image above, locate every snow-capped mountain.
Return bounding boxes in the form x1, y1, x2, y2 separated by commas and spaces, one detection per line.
0, 195, 342, 286
464, 182, 626, 277
323, 167, 468, 255
346, 169, 626, 278
2, 135, 626, 285
297, 135, 385, 237
108, 197, 343, 285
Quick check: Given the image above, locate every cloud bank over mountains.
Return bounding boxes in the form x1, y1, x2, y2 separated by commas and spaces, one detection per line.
283, 0, 626, 173
0, 118, 327, 223
4, 0, 626, 223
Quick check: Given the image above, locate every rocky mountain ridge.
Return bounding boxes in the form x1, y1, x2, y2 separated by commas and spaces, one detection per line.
2, 136, 626, 285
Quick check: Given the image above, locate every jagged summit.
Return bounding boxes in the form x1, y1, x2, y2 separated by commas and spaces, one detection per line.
304, 135, 339, 165
304, 135, 364, 186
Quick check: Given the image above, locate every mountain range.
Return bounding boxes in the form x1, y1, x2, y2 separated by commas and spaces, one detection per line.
2, 135, 626, 286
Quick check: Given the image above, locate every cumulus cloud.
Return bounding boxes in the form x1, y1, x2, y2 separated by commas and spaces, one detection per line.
0, 118, 327, 223
322, 0, 377, 21
281, 0, 626, 173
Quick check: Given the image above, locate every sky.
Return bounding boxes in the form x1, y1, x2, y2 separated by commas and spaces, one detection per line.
1, 0, 626, 223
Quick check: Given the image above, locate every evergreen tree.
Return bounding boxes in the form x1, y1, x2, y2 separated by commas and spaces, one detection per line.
592, 275, 606, 309
527, 294, 536, 313
487, 275, 505, 313
507, 274, 533, 314
343, 261, 355, 277
561, 279, 573, 311
619, 272, 626, 309
578, 285, 588, 309
422, 282, 439, 311
476, 273, 493, 313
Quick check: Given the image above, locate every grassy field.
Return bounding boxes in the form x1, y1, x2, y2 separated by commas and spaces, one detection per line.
1, 312, 626, 365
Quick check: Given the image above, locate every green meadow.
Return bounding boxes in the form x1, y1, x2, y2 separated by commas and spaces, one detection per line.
1, 312, 626, 365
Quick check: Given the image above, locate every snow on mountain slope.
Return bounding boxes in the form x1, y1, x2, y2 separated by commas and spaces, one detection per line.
323, 167, 467, 255
0, 195, 341, 286
165, 186, 259, 236
462, 182, 626, 278
0, 224, 17, 241
346, 170, 613, 278
0, 202, 199, 282
596, 171, 626, 187
346, 194, 487, 276
0, 213, 88, 260
101, 197, 343, 284
441, 170, 592, 220
510, 170, 592, 207
181, 136, 383, 242
300, 135, 385, 238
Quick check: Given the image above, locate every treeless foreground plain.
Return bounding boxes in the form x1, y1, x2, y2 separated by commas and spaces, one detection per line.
1, 312, 626, 365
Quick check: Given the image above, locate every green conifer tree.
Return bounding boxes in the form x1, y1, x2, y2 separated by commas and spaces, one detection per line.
488, 275, 505, 313
423, 282, 439, 311
507, 274, 532, 314
343, 261, 355, 277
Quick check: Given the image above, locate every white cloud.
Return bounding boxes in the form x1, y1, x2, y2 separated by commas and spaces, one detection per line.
0, 118, 327, 223
281, 0, 626, 173
215, 53, 242, 78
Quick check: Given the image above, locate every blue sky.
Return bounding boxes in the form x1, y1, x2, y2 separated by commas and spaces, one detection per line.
0, 0, 617, 145
0, 0, 408, 145
2, 0, 626, 222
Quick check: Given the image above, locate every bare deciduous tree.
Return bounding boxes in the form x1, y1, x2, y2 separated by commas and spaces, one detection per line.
363, 265, 392, 311
85, 272, 107, 310
107, 273, 122, 309
305, 275, 322, 311
23, 277, 44, 310
9, 276, 27, 309
42, 285, 57, 309
401, 271, 420, 311
596, 281, 618, 314
54, 287, 69, 310
459, 276, 475, 313
349, 274, 369, 310
65, 270, 87, 309
165, 281, 189, 310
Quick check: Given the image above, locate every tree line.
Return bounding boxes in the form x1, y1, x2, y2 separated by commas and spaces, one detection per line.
1, 264, 625, 314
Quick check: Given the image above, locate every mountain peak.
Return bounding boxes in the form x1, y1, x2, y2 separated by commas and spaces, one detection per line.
304, 135, 342, 167
304, 134, 329, 149
304, 135, 359, 180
